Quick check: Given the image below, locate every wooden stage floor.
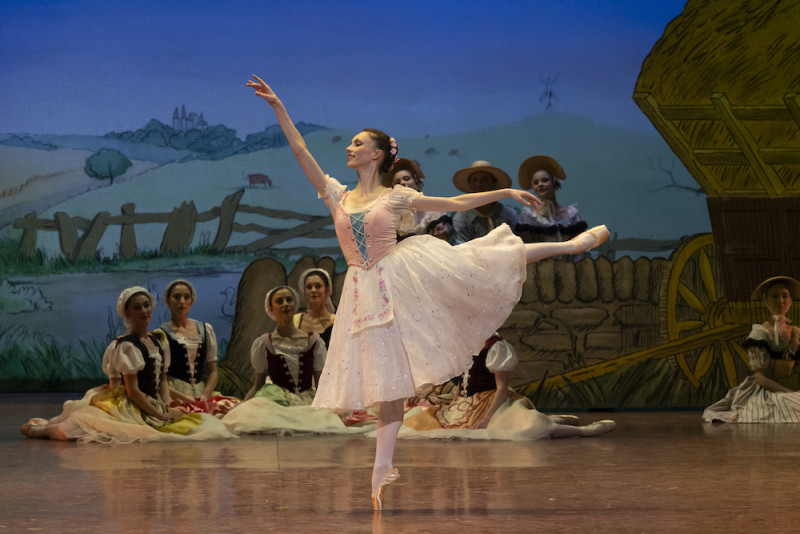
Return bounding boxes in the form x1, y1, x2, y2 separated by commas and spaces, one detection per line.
1, 393, 796, 533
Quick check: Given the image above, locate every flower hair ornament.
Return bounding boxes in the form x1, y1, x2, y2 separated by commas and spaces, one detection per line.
389, 137, 398, 161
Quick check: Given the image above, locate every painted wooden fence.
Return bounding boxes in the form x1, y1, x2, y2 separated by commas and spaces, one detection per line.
13, 189, 683, 261
13, 189, 341, 260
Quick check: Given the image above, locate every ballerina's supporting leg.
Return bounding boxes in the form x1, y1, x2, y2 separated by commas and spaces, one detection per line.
372, 399, 404, 510
524, 225, 610, 263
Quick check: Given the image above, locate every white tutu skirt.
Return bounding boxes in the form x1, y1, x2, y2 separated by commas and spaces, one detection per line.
313, 224, 527, 411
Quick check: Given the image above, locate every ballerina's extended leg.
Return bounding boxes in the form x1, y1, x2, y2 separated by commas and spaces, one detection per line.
524, 225, 610, 263
550, 419, 616, 438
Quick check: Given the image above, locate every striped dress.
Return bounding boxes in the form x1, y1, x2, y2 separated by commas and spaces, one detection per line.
703, 323, 800, 423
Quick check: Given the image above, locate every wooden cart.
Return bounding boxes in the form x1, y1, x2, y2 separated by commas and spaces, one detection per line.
529, 90, 800, 392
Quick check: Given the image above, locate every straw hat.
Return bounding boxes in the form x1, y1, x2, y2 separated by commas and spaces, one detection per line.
452, 160, 511, 193
518, 155, 566, 190
751, 276, 800, 300
381, 158, 425, 189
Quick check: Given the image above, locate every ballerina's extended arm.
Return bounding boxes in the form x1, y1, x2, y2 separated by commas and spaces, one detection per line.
414, 189, 541, 213
247, 75, 327, 195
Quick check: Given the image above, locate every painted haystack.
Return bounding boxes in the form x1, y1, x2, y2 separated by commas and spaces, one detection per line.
634, 0, 800, 195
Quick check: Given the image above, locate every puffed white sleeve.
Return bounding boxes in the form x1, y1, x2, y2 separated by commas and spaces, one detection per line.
250, 336, 268, 374
790, 326, 800, 356
102, 341, 121, 378
747, 346, 770, 371
111, 341, 146, 375
386, 185, 422, 214
204, 323, 218, 362
485, 340, 518, 373
317, 175, 347, 213
313, 339, 327, 372
744, 326, 773, 371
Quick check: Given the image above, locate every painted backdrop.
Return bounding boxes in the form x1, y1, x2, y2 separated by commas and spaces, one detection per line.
2, 1, 796, 408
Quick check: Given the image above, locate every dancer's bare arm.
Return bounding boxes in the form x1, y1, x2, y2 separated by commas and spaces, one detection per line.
470, 371, 509, 430
415, 189, 540, 213
243, 372, 268, 401
247, 75, 327, 194
753, 369, 793, 393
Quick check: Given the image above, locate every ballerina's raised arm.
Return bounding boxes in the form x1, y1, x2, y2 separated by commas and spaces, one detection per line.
247, 74, 328, 195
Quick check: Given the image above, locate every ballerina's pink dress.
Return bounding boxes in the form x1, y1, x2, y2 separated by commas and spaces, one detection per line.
311, 176, 527, 411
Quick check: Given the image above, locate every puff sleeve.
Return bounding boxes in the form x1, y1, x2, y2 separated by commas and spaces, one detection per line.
386, 185, 422, 214
313, 339, 327, 372
109, 341, 146, 376
204, 322, 218, 362
250, 335, 269, 374
485, 340, 518, 373
318, 175, 347, 214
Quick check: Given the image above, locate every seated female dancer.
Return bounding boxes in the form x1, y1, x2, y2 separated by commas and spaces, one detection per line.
222, 285, 368, 435
156, 279, 239, 415
401, 333, 615, 439
247, 74, 608, 509
294, 268, 336, 347
516, 155, 589, 261
704, 276, 800, 423
243, 286, 326, 404
21, 287, 234, 443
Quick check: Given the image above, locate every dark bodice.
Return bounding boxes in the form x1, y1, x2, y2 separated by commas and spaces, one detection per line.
266, 334, 318, 393
117, 333, 165, 398
162, 322, 209, 383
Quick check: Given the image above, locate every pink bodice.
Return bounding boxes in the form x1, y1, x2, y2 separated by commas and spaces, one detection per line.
322, 176, 420, 269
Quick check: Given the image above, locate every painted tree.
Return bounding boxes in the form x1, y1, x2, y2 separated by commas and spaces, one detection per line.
84, 148, 132, 185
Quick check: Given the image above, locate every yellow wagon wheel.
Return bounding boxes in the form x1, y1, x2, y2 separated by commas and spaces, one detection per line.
660, 234, 750, 388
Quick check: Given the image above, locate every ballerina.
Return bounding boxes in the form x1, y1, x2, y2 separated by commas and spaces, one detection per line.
247, 74, 609, 510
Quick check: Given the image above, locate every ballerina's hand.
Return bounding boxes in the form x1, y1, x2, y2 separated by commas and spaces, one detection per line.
246, 74, 279, 104
508, 189, 541, 208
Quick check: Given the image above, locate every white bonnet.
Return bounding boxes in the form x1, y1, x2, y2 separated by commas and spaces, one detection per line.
163, 279, 197, 304
264, 285, 300, 321
297, 268, 335, 314
116, 286, 156, 333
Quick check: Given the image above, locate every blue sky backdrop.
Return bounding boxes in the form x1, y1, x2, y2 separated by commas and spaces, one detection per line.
1, 0, 687, 138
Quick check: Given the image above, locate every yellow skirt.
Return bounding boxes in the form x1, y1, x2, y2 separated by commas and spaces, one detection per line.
90, 386, 202, 435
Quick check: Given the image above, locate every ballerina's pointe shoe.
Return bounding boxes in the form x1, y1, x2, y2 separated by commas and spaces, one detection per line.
20, 423, 38, 438
372, 467, 400, 511
572, 225, 610, 253
580, 420, 616, 437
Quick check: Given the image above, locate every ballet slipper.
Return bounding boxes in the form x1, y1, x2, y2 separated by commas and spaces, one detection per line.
579, 419, 616, 437
548, 414, 580, 426
371, 467, 400, 511
20, 423, 39, 438
570, 225, 610, 253
28, 418, 49, 426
